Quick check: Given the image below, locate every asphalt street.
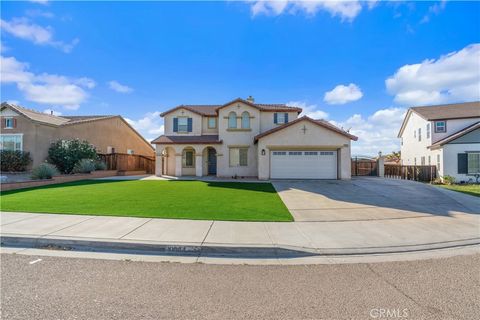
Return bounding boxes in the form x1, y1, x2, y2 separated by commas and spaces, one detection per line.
1, 253, 479, 320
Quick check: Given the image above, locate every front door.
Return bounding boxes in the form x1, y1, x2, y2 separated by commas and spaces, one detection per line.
207, 148, 217, 175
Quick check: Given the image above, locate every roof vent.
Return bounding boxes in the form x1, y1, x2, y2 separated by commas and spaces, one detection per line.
246, 95, 255, 103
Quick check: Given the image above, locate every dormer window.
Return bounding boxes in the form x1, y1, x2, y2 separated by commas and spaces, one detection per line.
434, 121, 446, 133
274, 113, 288, 124
228, 112, 237, 128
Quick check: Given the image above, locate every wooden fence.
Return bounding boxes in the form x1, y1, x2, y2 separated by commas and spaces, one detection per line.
351, 158, 378, 176
384, 165, 437, 182
99, 153, 155, 174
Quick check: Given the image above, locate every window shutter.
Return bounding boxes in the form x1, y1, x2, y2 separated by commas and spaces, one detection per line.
187, 118, 193, 132
13, 118, 17, 128
457, 153, 468, 174
274, 113, 278, 124
173, 118, 178, 132
284, 113, 288, 123
1, 119, 4, 129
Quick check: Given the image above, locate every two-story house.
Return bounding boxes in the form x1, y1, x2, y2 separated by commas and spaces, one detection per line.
152, 97, 357, 180
0, 102, 155, 168
398, 101, 480, 182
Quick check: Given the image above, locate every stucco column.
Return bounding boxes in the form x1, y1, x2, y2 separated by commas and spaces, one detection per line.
377, 156, 385, 177
155, 155, 163, 176
175, 154, 182, 177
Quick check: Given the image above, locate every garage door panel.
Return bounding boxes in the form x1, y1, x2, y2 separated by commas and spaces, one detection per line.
271, 150, 337, 179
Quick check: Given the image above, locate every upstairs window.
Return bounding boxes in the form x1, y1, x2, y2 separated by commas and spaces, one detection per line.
228, 112, 237, 128
241, 111, 250, 129
208, 117, 217, 129
426, 123, 430, 139
434, 121, 446, 133
274, 113, 288, 124
418, 128, 421, 142
173, 117, 192, 133
4, 117, 15, 129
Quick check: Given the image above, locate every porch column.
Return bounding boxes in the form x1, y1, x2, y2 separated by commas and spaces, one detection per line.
175, 154, 182, 176
195, 154, 203, 177
155, 155, 163, 176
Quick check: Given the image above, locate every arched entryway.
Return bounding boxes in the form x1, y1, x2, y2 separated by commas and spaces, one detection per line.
203, 147, 217, 175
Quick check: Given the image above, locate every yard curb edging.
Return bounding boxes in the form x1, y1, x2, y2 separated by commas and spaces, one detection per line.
2, 234, 480, 259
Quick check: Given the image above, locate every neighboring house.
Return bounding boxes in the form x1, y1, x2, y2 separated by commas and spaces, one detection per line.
0, 102, 155, 168
398, 101, 480, 182
152, 97, 357, 180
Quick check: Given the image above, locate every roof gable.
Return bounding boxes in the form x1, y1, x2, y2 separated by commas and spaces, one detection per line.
254, 116, 358, 142
429, 121, 480, 149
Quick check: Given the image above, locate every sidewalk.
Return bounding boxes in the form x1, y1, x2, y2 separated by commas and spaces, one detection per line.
1, 211, 479, 258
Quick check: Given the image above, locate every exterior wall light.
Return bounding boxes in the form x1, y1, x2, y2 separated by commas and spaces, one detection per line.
261, 149, 266, 156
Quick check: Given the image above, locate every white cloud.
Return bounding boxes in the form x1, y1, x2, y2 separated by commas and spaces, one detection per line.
43, 108, 62, 116
26, 9, 55, 19
108, 80, 133, 94
287, 101, 329, 119
0, 18, 78, 53
249, 1, 363, 21
420, 0, 446, 24
331, 107, 406, 156
324, 83, 363, 105
386, 43, 480, 106
1, 55, 95, 109
125, 111, 164, 141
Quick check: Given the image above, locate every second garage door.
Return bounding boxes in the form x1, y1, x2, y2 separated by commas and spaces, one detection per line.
270, 150, 337, 179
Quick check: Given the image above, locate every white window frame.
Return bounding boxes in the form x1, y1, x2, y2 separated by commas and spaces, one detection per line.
241, 112, 250, 129
467, 152, 480, 175
434, 121, 446, 133
228, 112, 237, 129
276, 113, 286, 124
0, 134, 23, 151
207, 117, 217, 129
178, 117, 188, 133
229, 147, 248, 167
426, 123, 430, 139
4, 117, 14, 129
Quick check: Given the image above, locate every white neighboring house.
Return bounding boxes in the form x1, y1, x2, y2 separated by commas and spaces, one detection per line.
398, 101, 480, 182
152, 97, 358, 180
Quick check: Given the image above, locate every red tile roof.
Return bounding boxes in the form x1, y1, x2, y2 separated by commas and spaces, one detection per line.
254, 116, 358, 142
160, 98, 302, 117
151, 135, 222, 144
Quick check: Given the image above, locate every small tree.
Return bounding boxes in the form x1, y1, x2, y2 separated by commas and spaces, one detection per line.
47, 139, 98, 174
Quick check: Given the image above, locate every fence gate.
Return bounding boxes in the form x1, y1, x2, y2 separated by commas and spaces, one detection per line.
351, 157, 378, 176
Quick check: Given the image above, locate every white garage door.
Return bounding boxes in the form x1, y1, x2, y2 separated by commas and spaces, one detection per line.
270, 150, 337, 179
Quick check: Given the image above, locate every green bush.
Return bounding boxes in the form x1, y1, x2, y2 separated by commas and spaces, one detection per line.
73, 159, 96, 174
48, 139, 98, 174
31, 163, 59, 180
0, 150, 32, 172
94, 160, 107, 171
443, 175, 456, 185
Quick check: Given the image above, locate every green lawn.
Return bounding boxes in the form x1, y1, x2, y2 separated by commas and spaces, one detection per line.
0, 180, 293, 222
439, 184, 480, 197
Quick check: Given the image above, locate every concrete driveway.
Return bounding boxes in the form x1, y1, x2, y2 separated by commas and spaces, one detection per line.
273, 177, 480, 221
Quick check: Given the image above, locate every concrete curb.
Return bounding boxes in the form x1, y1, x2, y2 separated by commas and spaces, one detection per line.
2, 234, 480, 259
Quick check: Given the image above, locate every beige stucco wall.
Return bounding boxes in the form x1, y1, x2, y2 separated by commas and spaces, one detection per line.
56, 117, 154, 157
260, 111, 300, 132
216, 102, 260, 177
0, 113, 57, 168
164, 108, 203, 136
256, 120, 352, 180
201, 116, 219, 135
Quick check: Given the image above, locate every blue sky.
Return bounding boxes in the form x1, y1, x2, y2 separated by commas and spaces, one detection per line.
1, 1, 479, 155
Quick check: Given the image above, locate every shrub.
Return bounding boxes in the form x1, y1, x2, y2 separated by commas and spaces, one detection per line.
442, 175, 456, 185
31, 163, 59, 180
73, 159, 96, 174
0, 150, 32, 172
48, 139, 98, 174
94, 160, 107, 171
